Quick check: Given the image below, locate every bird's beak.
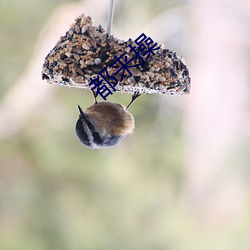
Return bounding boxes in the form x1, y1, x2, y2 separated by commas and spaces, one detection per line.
77, 105, 86, 119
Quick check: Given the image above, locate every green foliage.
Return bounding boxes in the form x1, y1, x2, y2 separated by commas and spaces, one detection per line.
1, 1, 250, 250
0, 0, 71, 97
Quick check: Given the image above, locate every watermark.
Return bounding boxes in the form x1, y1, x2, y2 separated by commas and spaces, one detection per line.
89, 33, 160, 100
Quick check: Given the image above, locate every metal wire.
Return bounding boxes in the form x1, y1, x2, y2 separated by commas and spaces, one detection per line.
107, 0, 115, 34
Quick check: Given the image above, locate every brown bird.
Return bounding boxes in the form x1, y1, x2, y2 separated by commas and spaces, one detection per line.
75, 92, 140, 149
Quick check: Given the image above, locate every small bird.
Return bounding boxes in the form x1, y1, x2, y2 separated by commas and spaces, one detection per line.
75, 93, 140, 149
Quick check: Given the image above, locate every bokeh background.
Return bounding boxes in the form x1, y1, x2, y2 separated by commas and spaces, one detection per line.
1, 0, 250, 249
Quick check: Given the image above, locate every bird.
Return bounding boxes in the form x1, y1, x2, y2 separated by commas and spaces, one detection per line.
75, 92, 140, 149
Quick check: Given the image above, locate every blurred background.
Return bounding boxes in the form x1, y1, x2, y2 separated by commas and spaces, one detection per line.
1, 0, 250, 249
